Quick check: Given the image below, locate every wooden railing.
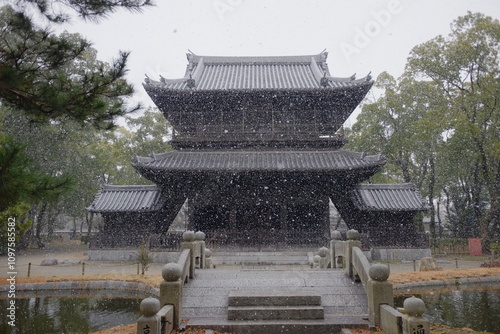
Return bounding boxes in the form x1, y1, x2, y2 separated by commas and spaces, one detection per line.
172, 123, 344, 143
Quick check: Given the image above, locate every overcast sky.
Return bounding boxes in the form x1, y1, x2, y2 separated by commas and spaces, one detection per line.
57, 0, 500, 126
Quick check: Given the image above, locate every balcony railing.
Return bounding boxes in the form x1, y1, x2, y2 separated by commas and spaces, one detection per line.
172, 123, 344, 143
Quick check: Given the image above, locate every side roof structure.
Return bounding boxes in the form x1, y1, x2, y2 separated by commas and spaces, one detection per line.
87, 185, 165, 213
351, 183, 430, 212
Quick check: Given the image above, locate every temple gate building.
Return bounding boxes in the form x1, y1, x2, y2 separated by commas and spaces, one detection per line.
88, 51, 429, 250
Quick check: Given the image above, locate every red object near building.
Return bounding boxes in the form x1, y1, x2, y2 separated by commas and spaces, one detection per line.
468, 238, 482, 256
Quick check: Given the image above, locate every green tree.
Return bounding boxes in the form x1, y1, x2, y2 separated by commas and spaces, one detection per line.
406, 12, 500, 238
347, 72, 447, 238
0, 130, 71, 251
0, 6, 140, 129
0, 0, 154, 245
0, 132, 70, 212
349, 12, 500, 239
126, 107, 172, 157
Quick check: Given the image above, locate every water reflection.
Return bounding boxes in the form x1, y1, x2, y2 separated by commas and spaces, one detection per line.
395, 288, 500, 333
0, 297, 141, 334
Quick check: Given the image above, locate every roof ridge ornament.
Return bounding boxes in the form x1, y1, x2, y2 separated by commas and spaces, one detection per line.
320, 50, 328, 61
186, 50, 195, 62
319, 50, 329, 72
320, 72, 330, 87
186, 72, 196, 88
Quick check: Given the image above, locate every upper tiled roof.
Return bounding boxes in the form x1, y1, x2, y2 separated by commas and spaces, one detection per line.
133, 150, 385, 173
87, 185, 164, 213
351, 183, 430, 212
144, 51, 372, 91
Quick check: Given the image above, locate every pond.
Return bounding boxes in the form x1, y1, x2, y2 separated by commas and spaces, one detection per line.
395, 287, 500, 333
0, 296, 141, 334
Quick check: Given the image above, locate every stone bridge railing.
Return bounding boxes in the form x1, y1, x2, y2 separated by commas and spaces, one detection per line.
136, 231, 212, 334
137, 228, 431, 334
323, 229, 431, 334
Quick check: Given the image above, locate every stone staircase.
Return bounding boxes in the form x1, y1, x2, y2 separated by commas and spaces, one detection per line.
227, 289, 324, 321
211, 251, 313, 266
182, 268, 370, 333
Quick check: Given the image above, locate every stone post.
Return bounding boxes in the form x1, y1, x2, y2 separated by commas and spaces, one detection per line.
181, 230, 196, 279
137, 297, 161, 334
330, 230, 342, 268
367, 263, 393, 326
402, 296, 430, 334
160, 263, 183, 329
194, 231, 206, 269
344, 229, 361, 278
318, 246, 330, 269
205, 248, 212, 269
313, 254, 320, 268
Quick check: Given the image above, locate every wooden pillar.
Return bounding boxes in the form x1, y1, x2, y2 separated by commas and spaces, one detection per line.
280, 203, 288, 246
186, 198, 195, 231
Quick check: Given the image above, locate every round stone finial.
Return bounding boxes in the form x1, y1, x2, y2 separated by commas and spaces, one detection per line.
318, 247, 329, 257
331, 230, 342, 240
403, 296, 426, 316
183, 230, 195, 242
194, 231, 206, 241
346, 229, 360, 240
368, 263, 390, 281
205, 248, 212, 258
140, 297, 160, 317
162, 262, 182, 282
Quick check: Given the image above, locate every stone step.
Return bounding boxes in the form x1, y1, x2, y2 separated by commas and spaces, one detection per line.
211, 251, 313, 266
228, 289, 321, 307
185, 315, 370, 334
227, 305, 325, 321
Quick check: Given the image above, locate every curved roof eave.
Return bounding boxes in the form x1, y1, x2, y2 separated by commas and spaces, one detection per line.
131, 150, 387, 174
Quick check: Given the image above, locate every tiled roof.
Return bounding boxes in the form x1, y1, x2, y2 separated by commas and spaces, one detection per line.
87, 185, 164, 213
144, 51, 372, 91
351, 183, 430, 212
132, 150, 386, 172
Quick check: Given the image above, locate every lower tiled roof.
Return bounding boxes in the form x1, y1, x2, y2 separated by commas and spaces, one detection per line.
87, 185, 164, 213
133, 150, 385, 172
351, 183, 430, 211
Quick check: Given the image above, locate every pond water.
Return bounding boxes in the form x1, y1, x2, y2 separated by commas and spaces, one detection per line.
395, 287, 500, 333
0, 297, 141, 334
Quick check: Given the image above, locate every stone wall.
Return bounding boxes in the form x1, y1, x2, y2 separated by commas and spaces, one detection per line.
88, 250, 180, 263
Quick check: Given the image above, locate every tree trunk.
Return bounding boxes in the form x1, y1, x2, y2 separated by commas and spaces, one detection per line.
35, 203, 47, 248
436, 196, 443, 238
428, 156, 436, 240
72, 217, 77, 239
86, 212, 92, 235
471, 160, 483, 237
